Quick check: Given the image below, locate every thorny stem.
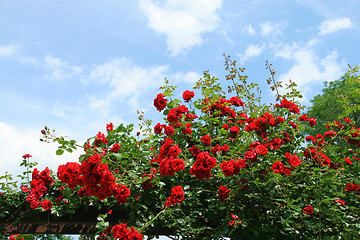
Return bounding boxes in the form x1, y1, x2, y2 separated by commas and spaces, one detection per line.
265, 60, 281, 101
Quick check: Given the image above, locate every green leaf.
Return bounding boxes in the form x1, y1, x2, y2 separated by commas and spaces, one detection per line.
56, 149, 64, 155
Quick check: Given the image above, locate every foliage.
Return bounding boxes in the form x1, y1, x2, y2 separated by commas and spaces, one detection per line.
306, 65, 360, 139
1, 57, 360, 240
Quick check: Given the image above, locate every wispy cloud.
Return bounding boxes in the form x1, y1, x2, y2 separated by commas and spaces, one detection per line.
319, 17, 352, 35
87, 58, 169, 113
243, 24, 256, 35
260, 21, 287, 37
44, 56, 83, 81
0, 43, 21, 57
139, 0, 222, 56
238, 44, 266, 64
271, 39, 345, 102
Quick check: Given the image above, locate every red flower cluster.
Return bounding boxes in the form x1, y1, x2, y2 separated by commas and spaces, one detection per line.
271, 161, 291, 175
164, 125, 175, 136
9, 234, 24, 240
299, 114, 316, 126
110, 143, 121, 153
154, 93, 167, 112
95, 131, 109, 145
345, 183, 359, 192
164, 186, 185, 207
111, 223, 143, 240
58, 152, 131, 204
229, 213, 240, 226
345, 127, 360, 147
155, 138, 185, 177
182, 90, 195, 102
22, 153, 32, 159
154, 123, 164, 134
106, 122, 114, 132
220, 158, 246, 177
57, 162, 81, 189
218, 185, 231, 202
285, 152, 302, 167
211, 144, 229, 156
200, 135, 212, 145
167, 105, 188, 124
303, 147, 332, 167
305, 134, 325, 147
229, 126, 240, 136
202, 98, 237, 118
229, 96, 244, 107
189, 145, 201, 157
334, 199, 345, 205
323, 130, 336, 138
190, 151, 217, 180
141, 173, 153, 190
245, 113, 284, 139
303, 205, 314, 215
26, 167, 54, 210
275, 99, 300, 114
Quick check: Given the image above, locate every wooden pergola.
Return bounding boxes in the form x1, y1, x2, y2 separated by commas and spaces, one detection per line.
0, 208, 173, 236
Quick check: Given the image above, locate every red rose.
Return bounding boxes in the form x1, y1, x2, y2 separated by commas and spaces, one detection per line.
106, 122, 114, 132
255, 144, 268, 155
154, 93, 167, 111
218, 185, 231, 202
141, 174, 153, 190
30, 200, 39, 209
344, 117, 352, 123
164, 126, 175, 136
229, 96, 244, 107
303, 205, 314, 215
95, 132, 109, 145
189, 145, 200, 157
229, 126, 240, 136
182, 90, 195, 102
116, 185, 131, 204
345, 183, 359, 192
285, 153, 302, 167
200, 135, 212, 145
190, 151, 217, 180
110, 143, 121, 153
22, 153, 32, 159
271, 161, 284, 174
334, 199, 345, 205
41, 199, 52, 210
343, 157, 352, 165
154, 123, 163, 134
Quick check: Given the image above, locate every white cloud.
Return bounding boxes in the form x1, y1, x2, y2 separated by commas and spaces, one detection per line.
44, 56, 83, 81
239, 44, 266, 64
139, 0, 222, 56
319, 17, 352, 35
260, 21, 287, 37
272, 40, 345, 102
243, 24, 256, 35
0, 43, 21, 57
0, 122, 82, 180
88, 58, 169, 112
172, 71, 201, 84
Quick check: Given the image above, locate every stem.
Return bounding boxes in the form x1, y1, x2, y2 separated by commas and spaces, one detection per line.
140, 209, 166, 231
265, 60, 281, 101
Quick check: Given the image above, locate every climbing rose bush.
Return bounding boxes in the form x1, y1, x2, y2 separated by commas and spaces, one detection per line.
1, 58, 360, 240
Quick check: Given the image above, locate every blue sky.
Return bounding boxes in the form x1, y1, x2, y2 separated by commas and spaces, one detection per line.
0, 0, 359, 186
1, 1, 359, 239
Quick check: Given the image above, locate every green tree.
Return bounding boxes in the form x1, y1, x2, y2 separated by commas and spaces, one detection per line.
306, 66, 360, 139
